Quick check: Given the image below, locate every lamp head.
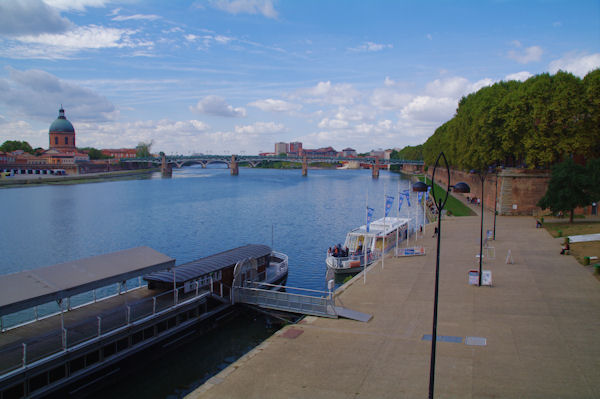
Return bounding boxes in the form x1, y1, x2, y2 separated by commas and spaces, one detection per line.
412, 181, 428, 192
452, 182, 470, 193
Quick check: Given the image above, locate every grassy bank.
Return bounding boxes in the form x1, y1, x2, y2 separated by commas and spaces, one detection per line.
542, 221, 600, 238
420, 176, 476, 217
542, 221, 600, 271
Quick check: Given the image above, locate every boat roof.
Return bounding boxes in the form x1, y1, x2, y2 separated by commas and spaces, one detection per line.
144, 244, 271, 284
0, 247, 175, 316
348, 217, 410, 237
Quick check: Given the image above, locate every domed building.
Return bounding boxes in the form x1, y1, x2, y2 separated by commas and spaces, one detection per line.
49, 107, 76, 153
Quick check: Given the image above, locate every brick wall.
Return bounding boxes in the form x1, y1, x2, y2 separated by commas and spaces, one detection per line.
426, 167, 551, 216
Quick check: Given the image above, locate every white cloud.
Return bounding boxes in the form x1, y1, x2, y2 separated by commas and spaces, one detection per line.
293, 81, 360, 106
425, 77, 492, 98
16, 25, 138, 50
400, 96, 458, 123
248, 99, 301, 113
0, 119, 47, 149
549, 52, 600, 78
235, 122, 286, 134
370, 88, 412, 110
334, 105, 375, 122
318, 118, 349, 129
190, 96, 246, 117
508, 44, 543, 64
69, 119, 220, 154
1, 24, 154, 59
112, 14, 161, 22
43, 0, 111, 11
0, 0, 72, 36
504, 71, 533, 82
209, 0, 278, 19
349, 41, 393, 52
0, 67, 117, 123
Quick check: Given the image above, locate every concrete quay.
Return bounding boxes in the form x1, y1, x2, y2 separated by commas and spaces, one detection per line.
188, 213, 600, 399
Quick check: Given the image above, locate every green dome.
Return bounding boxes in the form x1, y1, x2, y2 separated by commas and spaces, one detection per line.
49, 107, 75, 133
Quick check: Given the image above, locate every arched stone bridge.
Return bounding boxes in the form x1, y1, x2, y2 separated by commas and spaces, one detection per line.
124, 154, 424, 178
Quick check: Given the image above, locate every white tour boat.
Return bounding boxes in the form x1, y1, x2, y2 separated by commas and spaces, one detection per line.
326, 217, 410, 274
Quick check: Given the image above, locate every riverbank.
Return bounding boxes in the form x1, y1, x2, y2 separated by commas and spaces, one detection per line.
187, 211, 600, 398
0, 168, 158, 188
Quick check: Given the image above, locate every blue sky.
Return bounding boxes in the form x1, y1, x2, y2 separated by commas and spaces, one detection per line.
0, 0, 598, 155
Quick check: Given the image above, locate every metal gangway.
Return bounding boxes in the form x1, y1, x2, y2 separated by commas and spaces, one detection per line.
233, 282, 371, 322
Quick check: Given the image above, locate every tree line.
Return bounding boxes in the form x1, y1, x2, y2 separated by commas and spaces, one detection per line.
421, 69, 599, 170
1, 140, 154, 159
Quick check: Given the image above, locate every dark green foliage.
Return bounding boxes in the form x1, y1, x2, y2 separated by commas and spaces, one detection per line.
423, 70, 600, 170
391, 145, 423, 160
79, 147, 112, 160
0, 140, 34, 154
537, 158, 594, 223
136, 141, 153, 158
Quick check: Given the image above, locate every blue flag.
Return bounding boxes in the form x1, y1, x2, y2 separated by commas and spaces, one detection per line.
385, 195, 394, 217
366, 207, 374, 232
418, 192, 423, 204
398, 195, 404, 212
403, 189, 411, 207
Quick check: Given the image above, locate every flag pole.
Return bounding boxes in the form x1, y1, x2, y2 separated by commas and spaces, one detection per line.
396, 178, 400, 255
382, 182, 386, 270
364, 190, 368, 284
408, 180, 411, 247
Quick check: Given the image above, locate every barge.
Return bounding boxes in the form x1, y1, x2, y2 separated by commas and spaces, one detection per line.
0, 245, 287, 398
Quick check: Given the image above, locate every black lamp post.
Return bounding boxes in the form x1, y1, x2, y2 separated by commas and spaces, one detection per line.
493, 171, 498, 241
413, 152, 469, 399
477, 172, 486, 287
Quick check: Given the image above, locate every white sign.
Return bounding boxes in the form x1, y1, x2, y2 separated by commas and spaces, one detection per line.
482, 270, 492, 286
512, 204, 518, 210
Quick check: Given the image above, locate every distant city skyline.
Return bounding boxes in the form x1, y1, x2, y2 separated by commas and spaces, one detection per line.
0, 0, 598, 155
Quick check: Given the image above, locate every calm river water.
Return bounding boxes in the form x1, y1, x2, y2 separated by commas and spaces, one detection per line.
0, 166, 425, 397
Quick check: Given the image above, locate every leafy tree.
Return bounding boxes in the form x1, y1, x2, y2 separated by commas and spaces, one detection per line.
537, 158, 592, 223
79, 147, 112, 160
586, 158, 600, 203
0, 140, 34, 154
391, 145, 423, 160
136, 141, 153, 158
423, 69, 599, 170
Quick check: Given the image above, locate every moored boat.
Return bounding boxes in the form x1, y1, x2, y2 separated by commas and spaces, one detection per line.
326, 217, 409, 274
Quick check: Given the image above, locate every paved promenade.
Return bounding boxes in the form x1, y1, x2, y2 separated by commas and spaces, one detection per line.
188, 212, 600, 398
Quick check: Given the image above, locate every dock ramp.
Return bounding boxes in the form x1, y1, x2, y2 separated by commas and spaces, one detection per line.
233, 283, 371, 322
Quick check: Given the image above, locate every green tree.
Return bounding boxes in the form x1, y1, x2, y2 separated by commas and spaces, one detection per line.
586, 158, 600, 203
0, 140, 34, 154
79, 147, 111, 160
537, 158, 592, 223
136, 141, 153, 158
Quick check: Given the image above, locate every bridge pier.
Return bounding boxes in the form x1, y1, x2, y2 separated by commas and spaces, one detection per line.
230, 155, 239, 176
302, 156, 308, 177
372, 159, 380, 179
161, 154, 172, 177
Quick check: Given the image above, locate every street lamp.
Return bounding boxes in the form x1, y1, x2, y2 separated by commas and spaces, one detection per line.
475, 167, 496, 286
413, 152, 470, 399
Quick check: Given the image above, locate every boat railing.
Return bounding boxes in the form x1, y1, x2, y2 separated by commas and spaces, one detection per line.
1, 278, 148, 332
327, 252, 375, 268
0, 281, 217, 377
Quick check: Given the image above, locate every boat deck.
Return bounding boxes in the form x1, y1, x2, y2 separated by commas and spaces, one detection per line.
0, 287, 182, 375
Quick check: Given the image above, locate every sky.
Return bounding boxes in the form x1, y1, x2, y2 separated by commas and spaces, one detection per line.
0, 0, 598, 155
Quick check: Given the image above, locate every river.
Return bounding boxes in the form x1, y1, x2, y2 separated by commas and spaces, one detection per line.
0, 166, 425, 397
